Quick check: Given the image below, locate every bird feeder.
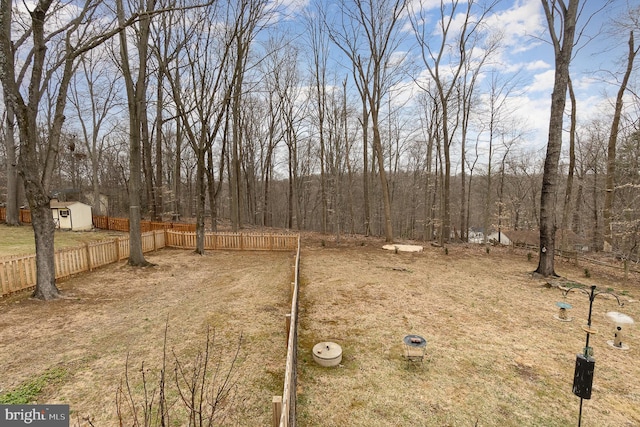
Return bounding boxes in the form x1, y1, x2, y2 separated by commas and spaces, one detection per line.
554, 301, 573, 321
563, 285, 624, 426
605, 311, 634, 350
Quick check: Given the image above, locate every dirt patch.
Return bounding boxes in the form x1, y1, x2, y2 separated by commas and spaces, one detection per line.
296, 240, 640, 427
0, 249, 294, 426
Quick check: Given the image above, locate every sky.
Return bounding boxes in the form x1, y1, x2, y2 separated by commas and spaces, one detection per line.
280, 0, 636, 165
491, 0, 634, 150
5, 0, 634, 174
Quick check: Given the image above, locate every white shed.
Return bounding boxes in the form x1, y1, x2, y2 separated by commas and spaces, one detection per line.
50, 200, 93, 231
487, 231, 511, 245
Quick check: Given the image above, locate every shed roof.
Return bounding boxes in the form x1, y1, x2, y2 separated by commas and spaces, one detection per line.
50, 200, 88, 209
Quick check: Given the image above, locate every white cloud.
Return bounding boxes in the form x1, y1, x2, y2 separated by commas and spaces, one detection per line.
524, 60, 550, 71
278, 0, 310, 16
527, 69, 555, 93
485, 0, 546, 52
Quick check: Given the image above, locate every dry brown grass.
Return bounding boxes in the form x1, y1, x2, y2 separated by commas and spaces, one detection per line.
1, 235, 639, 426
0, 249, 293, 426
296, 240, 640, 427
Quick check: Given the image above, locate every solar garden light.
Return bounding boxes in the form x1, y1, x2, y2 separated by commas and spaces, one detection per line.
562, 285, 624, 427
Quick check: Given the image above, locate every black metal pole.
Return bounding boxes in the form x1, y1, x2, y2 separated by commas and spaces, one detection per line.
579, 286, 596, 427
584, 285, 596, 356
578, 398, 583, 427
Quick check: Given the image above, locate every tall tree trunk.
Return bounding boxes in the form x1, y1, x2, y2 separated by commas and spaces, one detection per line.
1, 1, 73, 300
92, 154, 101, 215
315, 64, 327, 234
230, 44, 244, 232
572, 177, 583, 234
603, 31, 637, 251
117, 0, 152, 267
343, 79, 355, 235
19, 124, 59, 299
459, 139, 466, 241
154, 69, 164, 221
361, 99, 371, 236
195, 149, 206, 254
536, 0, 579, 277
207, 146, 218, 232
3, 94, 20, 226
371, 113, 393, 242
561, 77, 577, 250
142, 100, 154, 218
287, 137, 295, 229
173, 68, 182, 220
423, 103, 436, 241
592, 169, 600, 251
263, 153, 272, 227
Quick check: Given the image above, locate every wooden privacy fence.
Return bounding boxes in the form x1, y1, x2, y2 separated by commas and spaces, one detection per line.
0, 208, 31, 223
0, 209, 196, 233
0, 230, 298, 297
166, 230, 298, 251
92, 215, 197, 233
0, 230, 166, 296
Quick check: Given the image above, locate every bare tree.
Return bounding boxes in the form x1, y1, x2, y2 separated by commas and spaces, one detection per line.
163, 1, 235, 253
536, 0, 581, 277
457, 22, 500, 242
327, 0, 408, 242
2, 88, 20, 225
479, 70, 522, 243
603, 28, 638, 251
410, 0, 497, 244
559, 76, 577, 250
495, 128, 521, 242
0, 0, 138, 299
417, 90, 440, 241
228, 0, 271, 232
305, 2, 330, 234
68, 48, 122, 216
115, 0, 157, 266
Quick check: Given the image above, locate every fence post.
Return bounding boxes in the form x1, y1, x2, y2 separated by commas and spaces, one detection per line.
285, 314, 291, 346
272, 396, 282, 427
85, 243, 92, 271
115, 238, 120, 261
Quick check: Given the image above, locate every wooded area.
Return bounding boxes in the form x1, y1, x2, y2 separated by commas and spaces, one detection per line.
1, 0, 639, 298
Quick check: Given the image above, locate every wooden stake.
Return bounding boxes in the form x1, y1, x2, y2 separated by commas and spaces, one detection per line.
272, 395, 282, 427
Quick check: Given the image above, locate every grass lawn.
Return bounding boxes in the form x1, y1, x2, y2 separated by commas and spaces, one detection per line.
0, 224, 126, 257
1, 230, 638, 426
296, 242, 640, 427
0, 249, 293, 426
